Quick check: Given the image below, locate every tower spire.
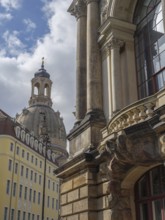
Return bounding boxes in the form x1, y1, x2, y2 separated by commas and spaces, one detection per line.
41, 57, 44, 69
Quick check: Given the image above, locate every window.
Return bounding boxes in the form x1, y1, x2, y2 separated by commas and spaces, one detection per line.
47, 196, 50, 207
49, 166, 51, 173
23, 212, 26, 220
4, 207, 8, 220
21, 165, 24, 176
53, 182, 55, 191
32, 214, 35, 220
15, 162, 18, 174
11, 209, 15, 220
27, 152, 29, 160
24, 187, 27, 200
26, 168, 29, 178
6, 180, 10, 194
17, 210, 21, 220
40, 161, 42, 168
48, 179, 50, 189
10, 143, 13, 151
16, 146, 19, 155
29, 189, 32, 202
56, 184, 59, 193
38, 192, 41, 204
13, 182, 17, 197
19, 184, 23, 198
22, 149, 24, 158
34, 173, 37, 183
39, 175, 42, 185
134, 0, 165, 98
31, 155, 34, 163
135, 165, 165, 220
8, 159, 12, 171
33, 190, 36, 203
52, 198, 55, 209
28, 213, 31, 220
56, 199, 58, 210
37, 215, 39, 220
35, 158, 37, 166
30, 170, 33, 181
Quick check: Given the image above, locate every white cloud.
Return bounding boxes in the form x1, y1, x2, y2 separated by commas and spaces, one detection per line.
0, 12, 12, 24
0, 0, 22, 11
2, 30, 26, 56
23, 18, 36, 32
0, 0, 76, 133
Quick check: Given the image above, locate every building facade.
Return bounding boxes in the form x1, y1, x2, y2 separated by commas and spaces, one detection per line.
55, 0, 165, 220
0, 110, 59, 220
16, 60, 68, 166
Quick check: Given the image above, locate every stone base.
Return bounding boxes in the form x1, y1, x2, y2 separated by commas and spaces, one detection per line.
67, 109, 105, 156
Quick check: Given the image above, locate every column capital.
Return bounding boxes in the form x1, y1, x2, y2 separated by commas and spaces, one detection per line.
84, 0, 100, 5
70, 0, 87, 19
108, 37, 124, 49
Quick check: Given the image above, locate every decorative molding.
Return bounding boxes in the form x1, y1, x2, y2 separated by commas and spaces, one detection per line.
85, 0, 99, 4
70, 0, 87, 19
109, 37, 124, 49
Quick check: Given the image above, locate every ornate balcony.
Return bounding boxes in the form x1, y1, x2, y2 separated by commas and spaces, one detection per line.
102, 89, 165, 139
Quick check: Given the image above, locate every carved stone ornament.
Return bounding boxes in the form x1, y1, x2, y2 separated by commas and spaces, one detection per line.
71, 0, 87, 19
109, 37, 124, 50
98, 131, 165, 220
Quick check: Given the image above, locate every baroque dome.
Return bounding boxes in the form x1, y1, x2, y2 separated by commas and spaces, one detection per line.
16, 60, 68, 165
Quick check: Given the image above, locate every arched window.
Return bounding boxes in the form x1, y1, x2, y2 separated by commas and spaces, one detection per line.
44, 84, 49, 97
34, 83, 40, 95
134, 0, 165, 98
135, 165, 165, 220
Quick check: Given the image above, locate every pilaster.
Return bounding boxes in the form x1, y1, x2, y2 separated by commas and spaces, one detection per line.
109, 37, 124, 114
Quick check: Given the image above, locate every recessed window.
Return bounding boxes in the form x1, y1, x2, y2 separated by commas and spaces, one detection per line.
16, 146, 19, 155
8, 159, 12, 171
10, 143, 13, 151
11, 209, 14, 220
19, 185, 23, 198
6, 180, 10, 194
15, 163, 18, 174
21, 165, 24, 176
13, 182, 16, 197
4, 207, 8, 220
135, 165, 165, 220
27, 152, 29, 160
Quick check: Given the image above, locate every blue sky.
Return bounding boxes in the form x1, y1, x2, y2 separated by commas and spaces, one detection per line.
0, 0, 76, 133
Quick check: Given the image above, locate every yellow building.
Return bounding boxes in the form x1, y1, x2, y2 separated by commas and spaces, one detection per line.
0, 110, 59, 220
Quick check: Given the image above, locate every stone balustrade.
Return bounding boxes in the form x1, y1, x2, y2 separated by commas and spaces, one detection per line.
108, 96, 157, 134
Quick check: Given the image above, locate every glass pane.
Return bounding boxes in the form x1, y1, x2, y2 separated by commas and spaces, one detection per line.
153, 55, 160, 72
151, 168, 161, 195
156, 72, 164, 90
139, 175, 149, 198
152, 200, 162, 220
160, 51, 165, 68
140, 203, 149, 220
158, 35, 165, 53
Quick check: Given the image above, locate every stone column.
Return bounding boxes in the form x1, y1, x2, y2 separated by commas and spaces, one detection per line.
86, 0, 103, 115
109, 38, 124, 114
70, 0, 87, 123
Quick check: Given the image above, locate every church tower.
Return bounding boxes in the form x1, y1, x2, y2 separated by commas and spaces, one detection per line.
16, 59, 68, 166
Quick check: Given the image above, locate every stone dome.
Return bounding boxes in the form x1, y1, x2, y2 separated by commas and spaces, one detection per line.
16, 60, 68, 165
16, 105, 66, 150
